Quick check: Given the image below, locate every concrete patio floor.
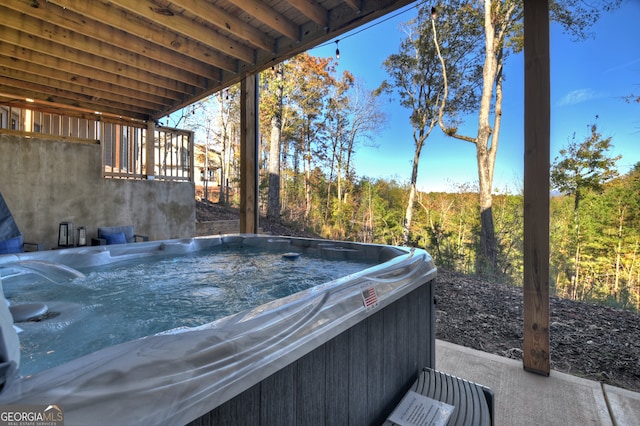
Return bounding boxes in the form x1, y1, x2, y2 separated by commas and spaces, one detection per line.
435, 340, 640, 426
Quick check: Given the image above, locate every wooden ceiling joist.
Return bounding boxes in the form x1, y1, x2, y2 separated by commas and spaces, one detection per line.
107, 0, 256, 64
0, 65, 165, 112
4, 0, 221, 80
0, 34, 197, 97
167, 0, 276, 52
0, 82, 150, 120
224, 0, 300, 41
0, 48, 184, 103
343, 0, 362, 13
47, 0, 237, 72
0, 8, 210, 89
0, 0, 415, 121
287, 0, 329, 27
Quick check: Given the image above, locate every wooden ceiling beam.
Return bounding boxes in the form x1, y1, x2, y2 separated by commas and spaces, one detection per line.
170, 0, 275, 53
286, 0, 328, 27
224, 0, 299, 42
0, 79, 151, 120
0, 6, 208, 89
0, 28, 197, 96
155, 0, 416, 119
107, 0, 255, 64
48, 0, 237, 73
0, 103, 131, 125
0, 62, 165, 112
6, 0, 220, 80
0, 45, 185, 102
343, 0, 362, 13
0, 0, 417, 121
0, 75, 155, 118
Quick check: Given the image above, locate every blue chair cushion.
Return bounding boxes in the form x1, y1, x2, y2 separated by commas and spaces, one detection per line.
102, 231, 127, 245
0, 235, 23, 255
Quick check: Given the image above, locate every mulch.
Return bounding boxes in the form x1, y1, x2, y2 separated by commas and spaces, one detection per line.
435, 268, 640, 393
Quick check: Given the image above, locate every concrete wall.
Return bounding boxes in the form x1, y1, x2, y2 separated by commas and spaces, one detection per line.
0, 133, 195, 249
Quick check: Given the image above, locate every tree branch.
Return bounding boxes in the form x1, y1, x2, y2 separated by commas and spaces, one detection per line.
431, 14, 477, 145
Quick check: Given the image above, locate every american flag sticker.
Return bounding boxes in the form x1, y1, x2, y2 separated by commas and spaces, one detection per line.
361, 286, 379, 310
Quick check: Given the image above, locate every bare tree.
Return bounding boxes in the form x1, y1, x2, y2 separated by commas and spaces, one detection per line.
383, 13, 438, 245
325, 74, 386, 236
380, 2, 479, 246
432, 0, 621, 275
264, 64, 285, 220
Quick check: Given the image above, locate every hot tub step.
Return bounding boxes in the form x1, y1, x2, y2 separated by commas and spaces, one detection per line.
384, 367, 494, 426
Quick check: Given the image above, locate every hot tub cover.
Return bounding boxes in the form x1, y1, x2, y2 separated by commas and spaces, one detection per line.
0, 236, 436, 426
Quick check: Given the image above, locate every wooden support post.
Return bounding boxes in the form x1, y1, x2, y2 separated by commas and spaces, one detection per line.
240, 74, 259, 234
146, 120, 156, 180
523, 0, 551, 375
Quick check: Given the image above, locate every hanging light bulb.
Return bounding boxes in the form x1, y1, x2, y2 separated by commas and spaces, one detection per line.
335, 40, 340, 60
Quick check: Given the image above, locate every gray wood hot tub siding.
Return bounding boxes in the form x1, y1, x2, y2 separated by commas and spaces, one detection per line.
187, 278, 435, 425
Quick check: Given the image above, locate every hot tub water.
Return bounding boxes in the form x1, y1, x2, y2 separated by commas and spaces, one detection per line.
3, 247, 375, 376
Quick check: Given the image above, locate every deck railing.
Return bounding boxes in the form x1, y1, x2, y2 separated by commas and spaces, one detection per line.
0, 106, 193, 182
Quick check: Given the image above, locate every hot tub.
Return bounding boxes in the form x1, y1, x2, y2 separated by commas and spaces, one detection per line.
0, 235, 436, 425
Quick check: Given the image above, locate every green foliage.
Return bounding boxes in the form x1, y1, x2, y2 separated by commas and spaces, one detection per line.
550, 0, 623, 41
550, 165, 640, 310
362, 178, 407, 245
551, 119, 621, 212
276, 154, 640, 312
493, 193, 524, 281
549, 194, 575, 296
549, 119, 630, 305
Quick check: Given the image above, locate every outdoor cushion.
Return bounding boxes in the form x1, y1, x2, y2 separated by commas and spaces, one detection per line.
98, 226, 135, 243
0, 193, 23, 255
102, 231, 127, 245
0, 236, 23, 255
93, 225, 148, 246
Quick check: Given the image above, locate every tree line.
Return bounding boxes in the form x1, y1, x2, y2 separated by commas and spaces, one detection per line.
184, 75, 638, 311
178, 0, 637, 310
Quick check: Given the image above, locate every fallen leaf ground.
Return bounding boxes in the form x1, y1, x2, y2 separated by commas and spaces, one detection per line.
435, 268, 640, 393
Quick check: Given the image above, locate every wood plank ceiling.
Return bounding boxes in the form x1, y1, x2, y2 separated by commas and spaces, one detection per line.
0, 0, 414, 123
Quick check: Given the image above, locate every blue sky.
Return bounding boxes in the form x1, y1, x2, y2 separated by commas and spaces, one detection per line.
309, 1, 640, 193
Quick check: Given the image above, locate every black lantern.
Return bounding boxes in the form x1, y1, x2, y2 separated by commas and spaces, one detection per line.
58, 222, 75, 247
76, 226, 87, 247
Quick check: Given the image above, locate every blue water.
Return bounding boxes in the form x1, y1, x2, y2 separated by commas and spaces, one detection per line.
3, 247, 376, 376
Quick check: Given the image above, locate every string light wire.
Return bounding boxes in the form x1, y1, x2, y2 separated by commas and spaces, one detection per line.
316, 0, 430, 54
